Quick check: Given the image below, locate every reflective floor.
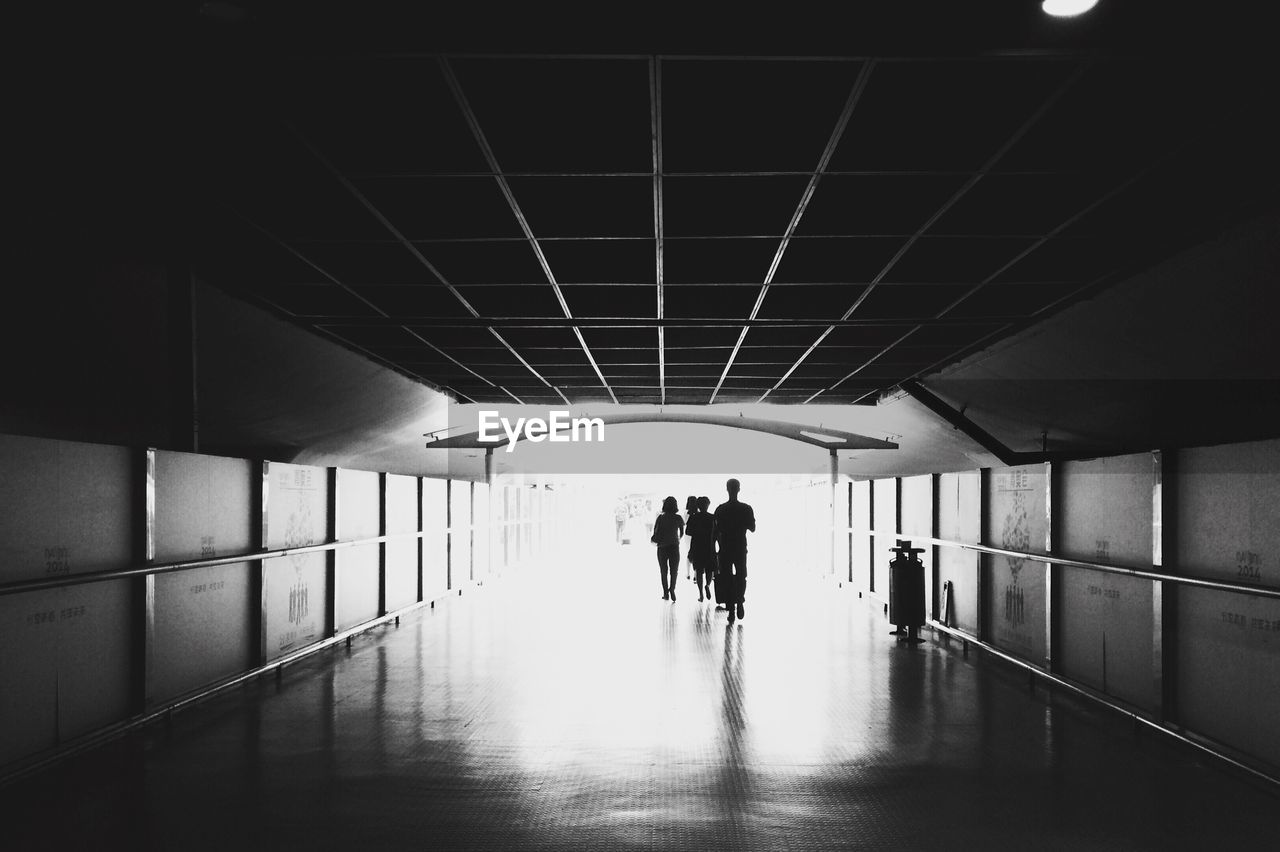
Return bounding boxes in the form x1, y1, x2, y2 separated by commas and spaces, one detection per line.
4, 545, 1277, 850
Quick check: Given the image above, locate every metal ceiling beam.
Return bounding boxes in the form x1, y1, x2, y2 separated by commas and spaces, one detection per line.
767, 60, 1092, 403
438, 57, 615, 406
651, 57, 666, 405
299, 314, 1019, 328
709, 59, 877, 403
289, 231, 1099, 245
343, 168, 1084, 179
343, 51, 1121, 64
264, 276, 1092, 288
899, 379, 1139, 464
284, 123, 560, 404
898, 379, 1041, 465
229, 209, 516, 405
831, 135, 1200, 405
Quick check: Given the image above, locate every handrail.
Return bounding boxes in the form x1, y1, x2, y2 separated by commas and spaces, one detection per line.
0, 514, 546, 598
0, 595, 439, 787
928, 620, 1280, 791
865, 529, 1280, 601
0, 532, 429, 597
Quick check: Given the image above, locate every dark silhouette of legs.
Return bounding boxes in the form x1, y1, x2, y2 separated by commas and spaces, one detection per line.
657, 544, 679, 601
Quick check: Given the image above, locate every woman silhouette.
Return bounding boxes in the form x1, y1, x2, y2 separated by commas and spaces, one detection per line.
651, 495, 685, 601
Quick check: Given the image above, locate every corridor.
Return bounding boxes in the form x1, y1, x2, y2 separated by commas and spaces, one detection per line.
5, 545, 1275, 850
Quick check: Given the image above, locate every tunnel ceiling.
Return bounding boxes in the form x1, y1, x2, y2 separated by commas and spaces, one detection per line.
46, 4, 1280, 413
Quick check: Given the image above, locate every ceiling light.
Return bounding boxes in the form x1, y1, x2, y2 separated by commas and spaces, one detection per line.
1042, 0, 1099, 16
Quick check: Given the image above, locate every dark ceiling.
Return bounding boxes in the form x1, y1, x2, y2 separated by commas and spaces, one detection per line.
25, 2, 1279, 409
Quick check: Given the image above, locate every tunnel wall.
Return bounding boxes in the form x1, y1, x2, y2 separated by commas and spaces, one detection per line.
263, 461, 329, 659
0, 431, 556, 776
151, 450, 256, 705
1172, 440, 1280, 770
422, 478, 449, 601
449, 481, 473, 589
937, 470, 980, 634
851, 480, 871, 589
336, 469, 381, 631
850, 436, 1279, 775
871, 478, 897, 596
1057, 453, 1155, 711
900, 474, 934, 615
0, 435, 136, 767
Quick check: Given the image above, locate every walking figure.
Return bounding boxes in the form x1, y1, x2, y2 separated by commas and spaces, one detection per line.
713, 478, 756, 624
651, 495, 684, 602
684, 495, 698, 579
686, 496, 716, 602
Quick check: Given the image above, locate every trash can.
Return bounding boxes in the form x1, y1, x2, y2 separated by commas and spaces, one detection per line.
888, 539, 926, 644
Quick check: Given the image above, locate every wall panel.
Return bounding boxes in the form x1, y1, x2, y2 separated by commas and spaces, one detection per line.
262, 462, 328, 660
422, 479, 448, 599
937, 470, 980, 633
851, 480, 871, 590
449, 481, 472, 587
0, 435, 134, 766
1177, 588, 1280, 768
384, 474, 418, 612
499, 486, 511, 567
984, 464, 1048, 662
901, 474, 934, 608
336, 469, 380, 630
835, 478, 850, 582
473, 483, 491, 582
152, 451, 254, 704
792, 481, 831, 574
1057, 454, 1154, 709
871, 478, 897, 595
816, 481, 833, 575
1174, 439, 1280, 767
1176, 439, 1280, 585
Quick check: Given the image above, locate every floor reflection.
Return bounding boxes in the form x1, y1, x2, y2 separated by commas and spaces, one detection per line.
4, 540, 1277, 850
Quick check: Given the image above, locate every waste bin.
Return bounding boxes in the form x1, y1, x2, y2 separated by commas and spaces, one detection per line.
888, 539, 926, 644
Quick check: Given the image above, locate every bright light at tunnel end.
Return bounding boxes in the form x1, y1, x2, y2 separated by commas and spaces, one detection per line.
1042, 0, 1099, 17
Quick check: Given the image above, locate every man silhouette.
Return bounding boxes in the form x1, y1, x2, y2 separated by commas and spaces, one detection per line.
713, 478, 756, 624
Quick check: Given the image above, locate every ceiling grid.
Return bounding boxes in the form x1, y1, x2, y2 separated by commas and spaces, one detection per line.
186, 31, 1276, 407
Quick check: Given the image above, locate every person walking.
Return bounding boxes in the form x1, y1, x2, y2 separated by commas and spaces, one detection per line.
651, 495, 684, 601
684, 495, 698, 580
714, 478, 756, 624
614, 500, 628, 543
685, 496, 716, 602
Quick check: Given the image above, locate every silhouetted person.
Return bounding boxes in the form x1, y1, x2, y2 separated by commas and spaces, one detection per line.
714, 478, 756, 624
651, 495, 684, 601
684, 495, 698, 580
685, 496, 716, 602
614, 501, 627, 543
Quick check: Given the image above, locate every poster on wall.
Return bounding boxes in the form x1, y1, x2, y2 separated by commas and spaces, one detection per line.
986, 465, 1048, 661
263, 463, 329, 659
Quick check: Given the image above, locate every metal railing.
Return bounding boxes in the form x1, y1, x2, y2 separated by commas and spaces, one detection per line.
864, 530, 1280, 600
0, 597, 432, 787
0, 532, 430, 597
0, 519, 521, 785
855, 526, 1279, 790
928, 621, 1280, 791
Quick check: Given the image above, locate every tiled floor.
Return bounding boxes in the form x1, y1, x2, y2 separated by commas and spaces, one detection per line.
4, 545, 1277, 850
